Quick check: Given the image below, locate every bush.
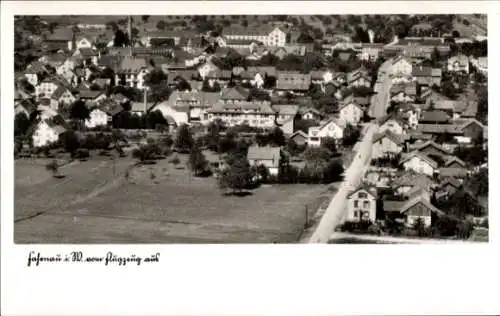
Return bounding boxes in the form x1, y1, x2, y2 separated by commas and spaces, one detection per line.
169, 156, 181, 165
75, 148, 90, 160
339, 220, 374, 234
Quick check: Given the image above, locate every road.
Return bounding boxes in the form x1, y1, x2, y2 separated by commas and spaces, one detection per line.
369, 59, 394, 119
329, 232, 477, 244
306, 59, 395, 243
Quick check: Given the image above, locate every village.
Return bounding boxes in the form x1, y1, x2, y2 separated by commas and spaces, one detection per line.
14, 14, 488, 243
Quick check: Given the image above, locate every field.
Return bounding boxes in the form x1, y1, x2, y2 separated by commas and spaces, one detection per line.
14, 155, 331, 244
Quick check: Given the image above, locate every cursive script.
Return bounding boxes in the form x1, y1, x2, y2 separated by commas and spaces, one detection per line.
27, 251, 160, 267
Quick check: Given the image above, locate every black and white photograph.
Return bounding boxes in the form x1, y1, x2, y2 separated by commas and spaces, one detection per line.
2, 1, 499, 316
12, 12, 489, 244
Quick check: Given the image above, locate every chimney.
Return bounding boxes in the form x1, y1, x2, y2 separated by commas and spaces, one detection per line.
143, 88, 148, 114
128, 15, 132, 47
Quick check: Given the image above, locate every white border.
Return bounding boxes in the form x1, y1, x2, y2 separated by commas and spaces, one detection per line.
2, 2, 499, 315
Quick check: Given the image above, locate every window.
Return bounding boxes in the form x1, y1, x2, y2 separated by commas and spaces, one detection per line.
353, 211, 358, 217
354, 200, 358, 208
363, 201, 370, 209
358, 192, 367, 198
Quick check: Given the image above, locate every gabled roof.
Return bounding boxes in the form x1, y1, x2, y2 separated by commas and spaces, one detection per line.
272, 104, 299, 116
77, 48, 99, 57
247, 146, 281, 163
441, 177, 462, 189
444, 156, 466, 168
78, 89, 104, 100
117, 57, 148, 73
412, 140, 452, 155
347, 183, 378, 199
338, 95, 365, 111
419, 110, 451, 123
26, 61, 49, 74
392, 173, 437, 189
438, 167, 469, 178
50, 86, 72, 100
372, 130, 405, 145
130, 102, 156, 112
317, 118, 345, 132
298, 107, 322, 116
399, 195, 445, 216
291, 130, 308, 140
220, 86, 250, 101
15, 100, 38, 116
390, 82, 417, 96
276, 71, 311, 91
208, 100, 275, 114
401, 151, 439, 169
378, 114, 405, 126
412, 66, 442, 77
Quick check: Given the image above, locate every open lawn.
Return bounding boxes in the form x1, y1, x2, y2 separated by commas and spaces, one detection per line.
14, 155, 329, 243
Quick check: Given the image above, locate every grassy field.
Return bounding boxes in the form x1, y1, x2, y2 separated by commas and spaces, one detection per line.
14, 155, 330, 244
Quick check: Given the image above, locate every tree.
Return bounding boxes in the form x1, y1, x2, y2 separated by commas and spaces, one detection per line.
218, 152, 252, 194
145, 69, 168, 86
441, 81, 457, 99
296, 32, 314, 44
268, 127, 286, 147
322, 159, 344, 183
141, 15, 150, 23
156, 20, 167, 30
188, 143, 209, 176
45, 159, 60, 178
69, 100, 90, 122
412, 217, 427, 237
14, 112, 30, 136
145, 110, 167, 130
132, 143, 161, 163
174, 124, 194, 152
320, 137, 338, 154
342, 124, 361, 147
241, 19, 248, 27
206, 119, 224, 151
113, 29, 130, 47
60, 130, 80, 156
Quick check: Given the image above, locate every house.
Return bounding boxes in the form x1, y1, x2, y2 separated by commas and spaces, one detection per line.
197, 60, 221, 80
440, 177, 462, 196
411, 140, 452, 159
74, 35, 95, 50
389, 55, 413, 78
401, 151, 439, 176
371, 131, 405, 159
149, 102, 189, 126
412, 66, 442, 87
391, 173, 437, 197
207, 100, 275, 129
24, 61, 49, 86
416, 119, 485, 142
290, 130, 308, 146
275, 72, 311, 95
307, 119, 345, 147
222, 25, 288, 47
358, 43, 385, 61
299, 108, 323, 121
346, 69, 371, 88
85, 108, 109, 128
165, 90, 221, 123
447, 55, 470, 73
444, 156, 466, 169
140, 30, 197, 48
30, 119, 67, 148
42, 28, 74, 52
206, 69, 232, 87
40, 52, 68, 69
72, 48, 99, 66
338, 98, 364, 125
115, 57, 150, 90
273, 104, 299, 135
130, 100, 156, 117
15, 100, 37, 118
383, 194, 444, 227
78, 89, 107, 105
390, 82, 417, 103
378, 115, 405, 135
346, 184, 378, 222
247, 146, 281, 176
50, 85, 76, 109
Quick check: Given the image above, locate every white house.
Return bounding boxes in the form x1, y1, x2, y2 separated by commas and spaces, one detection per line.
31, 120, 66, 148
307, 119, 345, 147
207, 100, 276, 129
222, 25, 288, 47
197, 61, 220, 80
447, 55, 470, 74
346, 184, 378, 222
115, 57, 150, 90
379, 116, 405, 135
85, 108, 109, 128
401, 151, 438, 177
150, 102, 190, 126
338, 100, 364, 125
389, 55, 413, 78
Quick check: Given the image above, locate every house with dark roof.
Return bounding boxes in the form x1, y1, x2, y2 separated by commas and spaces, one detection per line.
72, 48, 100, 66
15, 100, 38, 118
77, 89, 107, 105
419, 110, 451, 124
165, 90, 221, 123
24, 61, 49, 86
390, 82, 418, 103
382, 193, 444, 227
372, 130, 405, 159
444, 156, 466, 169
219, 86, 251, 104
440, 177, 462, 196
410, 140, 452, 159
437, 167, 469, 179
275, 71, 311, 95
290, 130, 308, 146
346, 68, 371, 88
42, 27, 74, 52
401, 151, 439, 176
299, 107, 323, 121
412, 66, 442, 87
50, 85, 76, 109
247, 146, 282, 176
392, 173, 437, 197
346, 184, 378, 222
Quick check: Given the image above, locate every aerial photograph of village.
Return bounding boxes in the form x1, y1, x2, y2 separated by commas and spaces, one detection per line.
13, 14, 488, 244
